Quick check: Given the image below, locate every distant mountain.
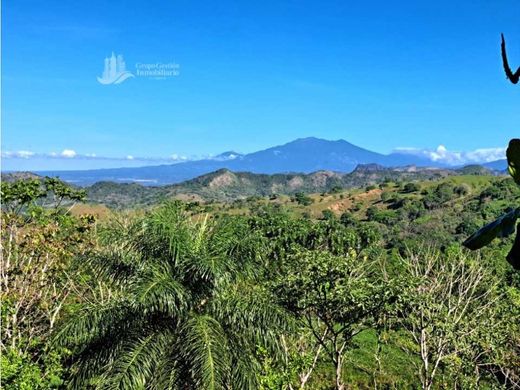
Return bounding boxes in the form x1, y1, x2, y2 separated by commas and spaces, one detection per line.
483, 159, 507, 172
233, 137, 390, 172
213, 151, 243, 161
455, 165, 494, 176
1, 171, 41, 182
38, 137, 446, 186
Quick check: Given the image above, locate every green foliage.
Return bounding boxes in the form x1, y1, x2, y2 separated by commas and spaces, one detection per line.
1, 178, 94, 390
380, 190, 393, 202
454, 183, 471, 196
340, 212, 357, 227
366, 206, 399, 225
507, 139, 520, 185
292, 192, 314, 206
1, 177, 86, 215
275, 249, 396, 389
1, 347, 68, 390
464, 139, 520, 269
321, 209, 335, 220
3, 172, 520, 389
55, 202, 290, 389
403, 182, 421, 193
423, 182, 456, 209
329, 186, 343, 194
396, 248, 517, 388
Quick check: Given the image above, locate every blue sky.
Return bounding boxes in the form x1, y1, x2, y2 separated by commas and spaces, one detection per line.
2, 0, 519, 170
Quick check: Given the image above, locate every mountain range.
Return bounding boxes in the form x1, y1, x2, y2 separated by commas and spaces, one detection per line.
2, 162, 501, 209
83, 164, 491, 208
35, 137, 507, 186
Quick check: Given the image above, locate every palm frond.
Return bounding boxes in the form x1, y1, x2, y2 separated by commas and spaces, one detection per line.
179, 314, 230, 390
53, 298, 135, 349
80, 248, 143, 287
136, 262, 189, 318
212, 281, 292, 359
229, 347, 262, 389
148, 344, 181, 390
102, 330, 175, 390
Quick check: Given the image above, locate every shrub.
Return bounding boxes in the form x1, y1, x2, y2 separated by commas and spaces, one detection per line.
403, 182, 421, 193
292, 192, 314, 206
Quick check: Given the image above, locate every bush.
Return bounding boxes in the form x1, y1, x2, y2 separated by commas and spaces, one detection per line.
321, 209, 336, 220
454, 184, 471, 196
403, 182, 421, 193
367, 206, 398, 224
340, 212, 357, 227
329, 186, 343, 194
292, 192, 314, 206
381, 191, 393, 202
423, 183, 456, 209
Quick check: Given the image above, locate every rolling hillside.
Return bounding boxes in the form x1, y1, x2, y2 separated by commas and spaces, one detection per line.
84, 164, 497, 208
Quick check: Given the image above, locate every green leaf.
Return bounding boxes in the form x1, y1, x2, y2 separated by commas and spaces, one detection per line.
507, 138, 520, 185
463, 208, 520, 250
180, 315, 230, 390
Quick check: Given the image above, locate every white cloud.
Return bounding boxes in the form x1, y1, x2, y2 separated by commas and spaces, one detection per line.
1, 149, 195, 163
170, 154, 188, 161
61, 149, 77, 158
17, 150, 35, 159
394, 145, 506, 166
1, 150, 36, 159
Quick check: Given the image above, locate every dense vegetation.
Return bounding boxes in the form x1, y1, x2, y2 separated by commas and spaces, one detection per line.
8, 164, 493, 209
1, 171, 519, 389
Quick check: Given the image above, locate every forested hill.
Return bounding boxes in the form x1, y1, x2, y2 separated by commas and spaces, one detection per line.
83, 164, 499, 208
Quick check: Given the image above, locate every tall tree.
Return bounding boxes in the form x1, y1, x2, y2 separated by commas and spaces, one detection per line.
397, 248, 514, 389
54, 202, 290, 389
275, 249, 394, 390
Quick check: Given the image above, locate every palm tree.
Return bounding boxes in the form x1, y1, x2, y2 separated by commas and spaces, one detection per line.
54, 202, 290, 389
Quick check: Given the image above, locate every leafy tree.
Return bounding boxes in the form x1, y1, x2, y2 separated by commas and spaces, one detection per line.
54, 202, 290, 389
454, 183, 471, 196
329, 186, 343, 194
292, 192, 314, 206
397, 248, 514, 389
422, 183, 455, 209
1, 178, 92, 390
380, 191, 393, 202
321, 209, 335, 221
1, 177, 86, 216
339, 212, 357, 227
275, 249, 394, 390
403, 182, 421, 193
